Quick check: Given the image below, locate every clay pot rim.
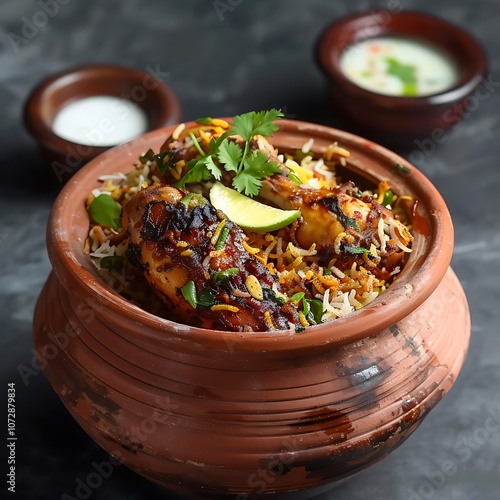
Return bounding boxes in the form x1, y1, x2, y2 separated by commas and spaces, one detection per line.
46, 119, 454, 351
315, 10, 489, 108
23, 63, 182, 155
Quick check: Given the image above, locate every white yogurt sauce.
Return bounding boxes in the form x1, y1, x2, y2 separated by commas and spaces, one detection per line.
52, 96, 148, 146
340, 37, 459, 97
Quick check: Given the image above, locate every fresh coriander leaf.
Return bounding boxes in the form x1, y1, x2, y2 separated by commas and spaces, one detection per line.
154, 151, 176, 174
88, 194, 122, 230
174, 135, 227, 188
230, 109, 283, 141
385, 57, 417, 95
229, 111, 255, 142
204, 155, 223, 181
248, 109, 284, 137
232, 172, 262, 197
174, 158, 212, 188
243, 150, 282, 178
207, 134, 229, 154
217, 140, 243, 171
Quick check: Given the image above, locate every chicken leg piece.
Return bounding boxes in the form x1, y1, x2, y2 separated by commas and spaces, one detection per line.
123, 184, 299, 332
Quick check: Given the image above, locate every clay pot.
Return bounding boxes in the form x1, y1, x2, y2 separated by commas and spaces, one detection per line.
33, 120, 470, 499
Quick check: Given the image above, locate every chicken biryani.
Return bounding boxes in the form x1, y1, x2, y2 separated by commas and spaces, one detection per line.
84, 110, 413, 332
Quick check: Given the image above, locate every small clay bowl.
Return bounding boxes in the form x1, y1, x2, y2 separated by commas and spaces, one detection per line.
315, 11, 488, 148
33, 120, 470, 499
23, 64, 181, 183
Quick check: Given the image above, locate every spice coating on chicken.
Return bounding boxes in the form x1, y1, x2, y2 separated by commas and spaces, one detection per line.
123, 184, 299, 331
258, 175, 411, 271
156, 121, 412, 274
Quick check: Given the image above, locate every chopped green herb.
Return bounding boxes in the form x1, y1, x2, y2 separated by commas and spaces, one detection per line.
217, 139, 242, 168
88, 194, 122, 230
320, 197, 359, 231
197, 287, 216, 308
181, 281, 218, 309
395, 163, 411, 176
385, 57, 418, 96
230, 149, 282, 197
181, 193, 195, 205
323, 268, 332, 276
344, 245, 372, 256
100, 255, 125, 271
154, 151, 176, 174
139, 148, 155, 164
175, 135, 225, 189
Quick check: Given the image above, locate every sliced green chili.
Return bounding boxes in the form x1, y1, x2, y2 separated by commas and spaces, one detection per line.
181, 281, 197, 309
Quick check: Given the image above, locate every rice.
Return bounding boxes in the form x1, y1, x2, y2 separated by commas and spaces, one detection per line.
84, 135, 413, 328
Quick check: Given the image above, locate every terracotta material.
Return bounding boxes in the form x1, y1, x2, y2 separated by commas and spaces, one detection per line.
23, 64, 181, 181
33, 120, 470, 498
315, 11, 488, 147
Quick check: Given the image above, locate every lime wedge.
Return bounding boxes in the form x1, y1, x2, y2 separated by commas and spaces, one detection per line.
209, 182, 301, 232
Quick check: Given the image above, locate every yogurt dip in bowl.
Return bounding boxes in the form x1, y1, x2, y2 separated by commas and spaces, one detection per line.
340, 36, 459, 98
315, 11, 488, 147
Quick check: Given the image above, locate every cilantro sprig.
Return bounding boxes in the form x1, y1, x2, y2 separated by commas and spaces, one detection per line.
175, 109, 285, 197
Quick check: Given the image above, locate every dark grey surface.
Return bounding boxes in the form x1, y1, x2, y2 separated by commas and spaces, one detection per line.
1, 1, 499, 499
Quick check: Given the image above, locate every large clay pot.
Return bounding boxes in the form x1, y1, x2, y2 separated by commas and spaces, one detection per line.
33, 120, 470, 499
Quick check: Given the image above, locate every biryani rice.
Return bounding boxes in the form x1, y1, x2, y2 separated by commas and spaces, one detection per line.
85, 136, 413, 329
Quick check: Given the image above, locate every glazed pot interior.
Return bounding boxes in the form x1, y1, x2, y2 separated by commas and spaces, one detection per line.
46, 119, 454, 351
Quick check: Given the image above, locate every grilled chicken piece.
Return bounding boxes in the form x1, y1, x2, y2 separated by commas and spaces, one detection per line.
156, 121, 412, 272
259, 174, 412, 267
123, 184, 299, 332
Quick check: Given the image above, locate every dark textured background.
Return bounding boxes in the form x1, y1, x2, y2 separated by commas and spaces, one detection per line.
1, 0, 499, 499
